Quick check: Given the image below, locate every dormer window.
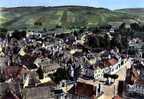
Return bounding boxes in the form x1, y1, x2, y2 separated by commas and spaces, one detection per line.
108, 55, 111, 59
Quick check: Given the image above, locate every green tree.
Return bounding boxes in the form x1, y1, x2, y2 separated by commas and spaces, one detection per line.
87, 35, 100, 48
34, 21, 42, 26
104, 33, 111, 48
104, 73, 109, 80
110, 74, 119, 83
104, 73, 111, 84
111, 34, 123, 52
12, 30, 26, 40
130, 23, 140, 32
119, 23, 126, 31
0, 28, 8, 38
49, 68, 68, 83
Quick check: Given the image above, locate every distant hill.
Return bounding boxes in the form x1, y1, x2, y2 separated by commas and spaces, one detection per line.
0, 6, 142, 30
115, 8, 144, 24
115, 8, 144, 15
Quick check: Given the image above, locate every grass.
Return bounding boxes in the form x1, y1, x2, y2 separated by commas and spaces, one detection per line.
0, 6, 142, 30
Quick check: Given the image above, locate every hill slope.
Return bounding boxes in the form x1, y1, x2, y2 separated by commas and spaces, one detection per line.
115, 8, 144, 15
0, 6, 141, 30
115, 8, 144, 24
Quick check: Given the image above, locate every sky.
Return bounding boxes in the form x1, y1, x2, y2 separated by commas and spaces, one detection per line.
0, 0, 144, 10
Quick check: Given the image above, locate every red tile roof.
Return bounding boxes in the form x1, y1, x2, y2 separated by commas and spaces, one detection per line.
113, 95, 121, 99
104, 58, 118, 67
126, 66, 144, 85
74, 82, 96, 97
4, 66, 29, 79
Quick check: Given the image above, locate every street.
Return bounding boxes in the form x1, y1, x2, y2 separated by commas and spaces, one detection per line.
101, 59, 131, 99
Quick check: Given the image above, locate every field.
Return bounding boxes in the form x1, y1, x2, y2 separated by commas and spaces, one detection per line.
0, 6, 143, 30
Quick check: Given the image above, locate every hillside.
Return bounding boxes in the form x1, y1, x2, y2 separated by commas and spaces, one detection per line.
115, 8, 144, 15
115, 8, 144, 24
0, 6, 141, 30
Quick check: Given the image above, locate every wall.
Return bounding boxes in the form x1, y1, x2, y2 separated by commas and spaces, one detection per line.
126, 84, 144, 95
94, 68, 104, 80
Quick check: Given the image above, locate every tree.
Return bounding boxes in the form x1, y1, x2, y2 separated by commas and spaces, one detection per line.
49, 68, 68, 83
87, 35, 100, 48
141, 25, 144, 32
110, 74, 119, 83
104, 73, 119, 84
99, 36, 105, 48
92, 27, 100, 33
12, 30, 26, 40
56, 25, 62, 29
104, 73, 111, 84
129, 80, 134, 85
104, 73, 109, 79
100, 24, 112, 32
119, 23, 126, 31
104, 33, 111, 48
73, 30, 78, 37
43, 28, 47, 33
0, 28, 8, 38
34, 21, 42, 26
36, 66, 44, 79
111, 34, 123, 52
119, 22, 128, 36
130, 23, 140, 32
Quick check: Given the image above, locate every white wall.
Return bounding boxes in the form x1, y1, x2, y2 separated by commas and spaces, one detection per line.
94, 68, 104, 80
109, 58, 122, 75
127, 84, 144, 95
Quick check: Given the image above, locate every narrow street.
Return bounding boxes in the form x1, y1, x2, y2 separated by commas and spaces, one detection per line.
101, 59, 131, 99
0, 57, 6, 99
0, 57, 6, 68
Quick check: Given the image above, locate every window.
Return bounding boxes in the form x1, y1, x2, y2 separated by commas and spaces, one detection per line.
111, 68, 114, 72
116, 65, 119, 69
121, 61, 124, 65
118, 64, 120, 68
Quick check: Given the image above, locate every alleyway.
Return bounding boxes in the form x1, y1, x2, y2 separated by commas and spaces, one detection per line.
101, 59, 131, 99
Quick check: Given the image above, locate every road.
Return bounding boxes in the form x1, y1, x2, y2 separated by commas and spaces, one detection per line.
100, 59, 131, 99
0, 56, 6, 99
0, 57, 6, 68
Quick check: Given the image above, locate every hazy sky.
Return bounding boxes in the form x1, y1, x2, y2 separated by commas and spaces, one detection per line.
0, 0, 144, 9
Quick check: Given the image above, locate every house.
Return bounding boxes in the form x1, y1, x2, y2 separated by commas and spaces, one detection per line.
66, 78, 103, 99
93, 57, 119, 80
20, 54, 38, 70
109, 27, 115, 33
94, 67, 103, 80
26, 32, 42, 39
81, 49, 125, 81
23, 85, 55, 99
81, 66, 94, 79
103, 57, 121, 74
51, 78, 103, 99
80, 54, 100, 79
3, 65, 29, 80
99, 49, 125, 74
0, 82, 9, 98
34, 57, 60, 74
128, 38, 144, 58
125, 60, 144, 97
42, 63, 60, 74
